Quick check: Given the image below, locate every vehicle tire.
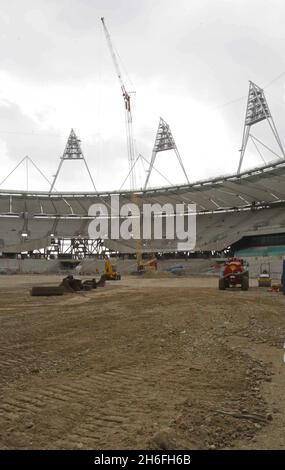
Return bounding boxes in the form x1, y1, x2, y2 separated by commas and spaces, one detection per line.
219, 278, 226, 290
241, 275, 249, 291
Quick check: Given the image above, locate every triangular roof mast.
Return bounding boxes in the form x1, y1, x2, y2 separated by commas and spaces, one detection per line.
237, 81, 285, 174
143, 117, 189, 190
49, 129, 96, 192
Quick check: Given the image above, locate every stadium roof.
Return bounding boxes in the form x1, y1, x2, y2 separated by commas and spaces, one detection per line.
0, 159, 285, 215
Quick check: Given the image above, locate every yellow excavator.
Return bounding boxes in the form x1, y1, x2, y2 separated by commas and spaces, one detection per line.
104, 259, 121, 280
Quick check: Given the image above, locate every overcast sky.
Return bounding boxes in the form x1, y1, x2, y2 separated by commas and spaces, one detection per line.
0, 0, 285, 192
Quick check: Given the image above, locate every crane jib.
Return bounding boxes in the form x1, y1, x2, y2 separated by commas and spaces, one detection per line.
101, 17, 136, 190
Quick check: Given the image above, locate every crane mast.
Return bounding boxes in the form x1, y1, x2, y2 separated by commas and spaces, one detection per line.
101, 17, 136, 190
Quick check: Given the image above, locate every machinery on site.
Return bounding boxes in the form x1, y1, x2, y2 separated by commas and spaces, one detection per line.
101, 17, 136, 190
137, 258, 158, 273
219, 258, 249, 290
257, 263, 272, 287
104, 259, 121, 281
30, 275, 105, 296
102, 18, 146, 274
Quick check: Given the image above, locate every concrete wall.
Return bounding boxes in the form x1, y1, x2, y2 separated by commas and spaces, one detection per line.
0, 257, 220, 276
0, 258, 60, 274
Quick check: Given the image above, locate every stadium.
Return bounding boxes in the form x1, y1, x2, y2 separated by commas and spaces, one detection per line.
1, 159, 285, 250
1, 149, 285, 277
1, 78, 285, 280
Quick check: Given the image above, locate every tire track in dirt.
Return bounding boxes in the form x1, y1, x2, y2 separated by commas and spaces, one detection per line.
0, 363, 192, 449
1, 277, 284, 449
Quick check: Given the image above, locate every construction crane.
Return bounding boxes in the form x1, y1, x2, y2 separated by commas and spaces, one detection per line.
101, 17, 136, 190
101, 18, 145, 270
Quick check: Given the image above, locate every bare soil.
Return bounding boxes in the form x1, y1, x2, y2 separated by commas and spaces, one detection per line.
0, 274, 284, 450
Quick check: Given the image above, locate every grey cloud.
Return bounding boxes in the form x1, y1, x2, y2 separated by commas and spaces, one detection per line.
0, 0, 285, 190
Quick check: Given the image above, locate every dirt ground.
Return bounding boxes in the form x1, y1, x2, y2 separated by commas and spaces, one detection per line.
0, 274, 284, 450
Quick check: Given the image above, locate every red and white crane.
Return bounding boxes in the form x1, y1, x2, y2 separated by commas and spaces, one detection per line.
101, 17, 136, 190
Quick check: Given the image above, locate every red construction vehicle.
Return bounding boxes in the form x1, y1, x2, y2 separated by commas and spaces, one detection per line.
219, 258, 249, 291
